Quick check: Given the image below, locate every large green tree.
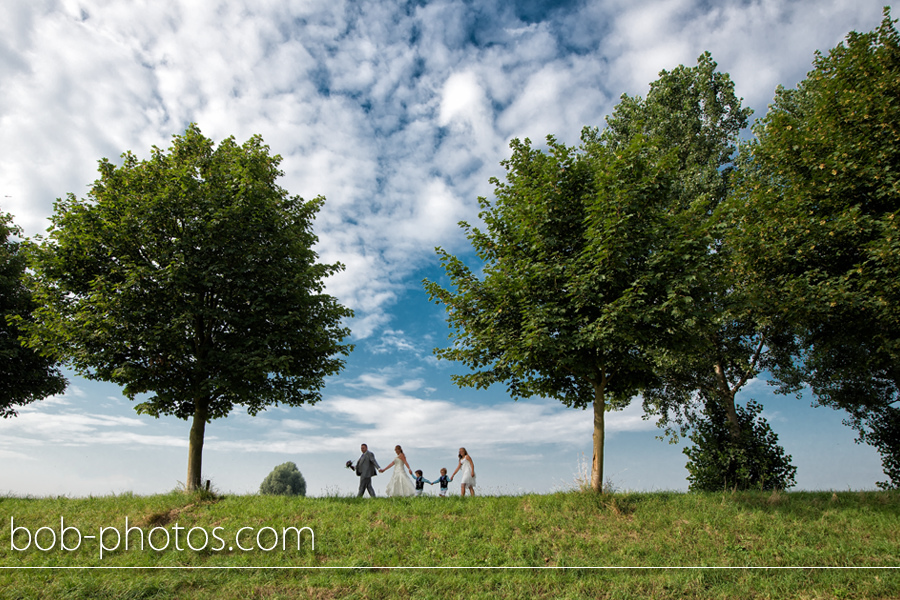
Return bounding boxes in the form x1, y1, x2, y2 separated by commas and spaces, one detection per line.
729, 9, 900, 486
599, 54, 800, 490
425, 54, 765, 493
424, 113, 705, 491
1, 212, 66, 417
598, 53, 773, 446
24, 125, 353, 490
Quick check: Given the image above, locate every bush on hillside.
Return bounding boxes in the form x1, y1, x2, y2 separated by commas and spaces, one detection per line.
684, 400, 796, 491
260, 461, 307, 496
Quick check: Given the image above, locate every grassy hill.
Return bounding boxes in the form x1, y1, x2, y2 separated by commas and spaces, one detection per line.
1, 489, 898, 598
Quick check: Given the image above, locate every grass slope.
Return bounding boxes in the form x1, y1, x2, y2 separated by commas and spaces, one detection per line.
0, 490, 898, 598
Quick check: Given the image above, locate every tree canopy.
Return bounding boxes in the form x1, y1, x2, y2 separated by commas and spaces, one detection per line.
423, 57, 743, 492
728, 9, 900, 486
424, 53, 806, 492
24, 125, 353, 490
599, 53, 780, 448
1, 212, 66, 417
425, 133, 657, 492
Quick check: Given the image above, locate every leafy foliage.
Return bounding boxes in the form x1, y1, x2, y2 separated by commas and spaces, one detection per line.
601, 53, 784, 445
684, 400, 797, 491
602, 51, 751, 215
424, 133, 674, 492
425, 54, 765, 493
423, 61, 741, 490
858, 406, 900, 490
259, 461, 307, 496
729, 9, 900, 486
0, 212, 66, 416
23, 125, 353, 489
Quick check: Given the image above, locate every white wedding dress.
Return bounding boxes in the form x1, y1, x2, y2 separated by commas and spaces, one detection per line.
384, 457, 415, 497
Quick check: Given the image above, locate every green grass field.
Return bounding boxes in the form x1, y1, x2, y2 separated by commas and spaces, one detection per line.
1, 489, 898, 598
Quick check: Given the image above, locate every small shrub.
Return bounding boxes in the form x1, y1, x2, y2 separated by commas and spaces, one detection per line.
684, 399, 796, 491
173, 478, 221, 500
259, 462, 307, 496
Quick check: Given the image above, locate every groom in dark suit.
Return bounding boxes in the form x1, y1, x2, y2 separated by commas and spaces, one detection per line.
355, 443, 381, 497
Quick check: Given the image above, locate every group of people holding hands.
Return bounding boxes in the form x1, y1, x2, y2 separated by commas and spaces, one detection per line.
350, 443, 476, 498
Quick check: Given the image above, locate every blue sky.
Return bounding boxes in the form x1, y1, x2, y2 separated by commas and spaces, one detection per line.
0, 0, 891, 497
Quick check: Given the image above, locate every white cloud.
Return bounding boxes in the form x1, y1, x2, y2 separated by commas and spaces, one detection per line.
4, 0, 887, 337
439, 71, 487, 127
0, 448, 34, 461
370, 329, 420, 354
0, 409, 189, 449
248, 371, 658, 454
0, 369, 655, 460
203, 389, 655, 455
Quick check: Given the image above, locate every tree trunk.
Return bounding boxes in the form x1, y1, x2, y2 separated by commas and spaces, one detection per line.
714, 362, 742, 441
722, 389, 741, 441
186, 396, 209, 491
591, 380, 606, 493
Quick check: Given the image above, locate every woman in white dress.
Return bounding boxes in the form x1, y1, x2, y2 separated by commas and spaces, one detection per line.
451, 447, 475, 497
380, 444, 415, 497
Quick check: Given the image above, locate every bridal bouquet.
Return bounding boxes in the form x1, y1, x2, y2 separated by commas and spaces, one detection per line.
345, 460, 355, 470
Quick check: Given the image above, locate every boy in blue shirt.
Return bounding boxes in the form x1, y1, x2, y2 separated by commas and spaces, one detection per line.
435, 468, 451, 497
414, 470, 433, 496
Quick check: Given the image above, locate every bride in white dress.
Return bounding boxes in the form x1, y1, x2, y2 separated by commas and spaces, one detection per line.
380, 445, 415, 497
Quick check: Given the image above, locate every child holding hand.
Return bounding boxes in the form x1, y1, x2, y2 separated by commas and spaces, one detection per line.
435, 468, 451, 497
414, 470, 433, 496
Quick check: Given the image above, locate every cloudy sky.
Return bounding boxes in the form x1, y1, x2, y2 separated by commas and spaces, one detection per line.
0, 0, 891, 497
